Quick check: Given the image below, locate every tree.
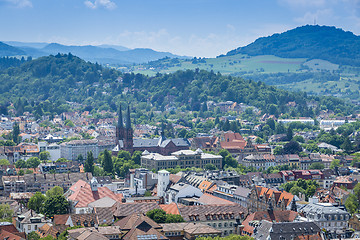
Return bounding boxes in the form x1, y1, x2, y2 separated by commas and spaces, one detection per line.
39, 151, 51, 161
165, 214, 185, 223
0, 159, 10, 165
290, 186, 304, 197
341, 136, 353, 153
46, 186, 64, 198
27, 232, 40, 240
12, 122, 20, 144
18, 169, 24, 175
309, 162, 325, 170
28, 192, 46, 213
205, 163, 217, 170
56, 158, 69, 162
132, 151, 142, 165
117, 150, 131, 161
0, 204, 13, 222
102, 150, 113, 174
15, 159, 26, 168
345, 194, 359, 214
286, 127, 293, 141
42, 195, 69, 217
283, 141, 302, 154
26, 157, 41, 168
273, 146, 283, 155
146, 209, 167, 223
84, 151, 94, 174
330, 159, 341, 169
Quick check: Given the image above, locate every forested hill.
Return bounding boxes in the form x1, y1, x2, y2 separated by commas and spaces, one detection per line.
0, 53, 353, 118
226, 25, 360, 66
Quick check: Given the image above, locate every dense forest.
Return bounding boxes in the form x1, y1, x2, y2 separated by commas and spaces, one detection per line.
0, 53, 355, 118
226, 25, 360, 67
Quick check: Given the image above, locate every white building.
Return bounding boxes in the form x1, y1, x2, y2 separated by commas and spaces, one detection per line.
16, 210, 50, 234
278, 118, 315, 125
157, 170, 170, 198
38, 142, 61, 161
299, 202, 351, 231
60, 139, 99, 160
166, 182, 203, 204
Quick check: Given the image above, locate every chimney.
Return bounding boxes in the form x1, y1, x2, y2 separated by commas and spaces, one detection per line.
44, 174, 46, 180
33, 173, 36, 181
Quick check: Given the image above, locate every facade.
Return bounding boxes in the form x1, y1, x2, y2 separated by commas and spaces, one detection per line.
178, 204, 247, 236
160, 222, 221, 240
299, 202, 351, 231
1, 172, 93, 196
141, 149, 222, 171
16, 210, 50, 234
60, 139, 98, 160
38, 142, 61, 161
166, 182, 203, 203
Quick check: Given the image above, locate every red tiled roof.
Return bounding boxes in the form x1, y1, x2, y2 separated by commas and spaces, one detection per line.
198, 193, 237, 205
159, 203, 180, 215
68, 180, 122, 208
0, 230, 24, 240
53, 214, 70, 225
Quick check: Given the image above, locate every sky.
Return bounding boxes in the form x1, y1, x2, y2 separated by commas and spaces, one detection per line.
1, 0, 360, 57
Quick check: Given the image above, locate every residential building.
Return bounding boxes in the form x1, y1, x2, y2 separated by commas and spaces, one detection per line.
253, 220, 322, 240
178, 204, 247, 236
160, 222, 221, 240
60, 139, 99, 161
277, 118, 315, 125
1, 172, 93, 196
167, 182, 203, 204
299, 202, 351, 231
15, 210, 50, 234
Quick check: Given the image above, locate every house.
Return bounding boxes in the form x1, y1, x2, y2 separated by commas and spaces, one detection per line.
253, 220, 322, 240
241, 206, 298, 236
299, 202, 351, 231
248, 186, 295, 212
66, 178, 123, 214
15, 210, 50, 234
166, 183, 203, 204
160, 222, 221, 240
178, 204, 247, 236
349, 214, 360, 231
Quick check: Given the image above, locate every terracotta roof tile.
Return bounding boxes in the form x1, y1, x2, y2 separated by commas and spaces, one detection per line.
159, 203, 180, 215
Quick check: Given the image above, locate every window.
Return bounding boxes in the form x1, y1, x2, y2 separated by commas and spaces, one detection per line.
218, 223, 222, 228
28, 225, 31, 230
35, 225, 37, 230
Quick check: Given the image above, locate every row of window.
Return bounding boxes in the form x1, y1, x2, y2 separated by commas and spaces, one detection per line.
207, 222, 234, 228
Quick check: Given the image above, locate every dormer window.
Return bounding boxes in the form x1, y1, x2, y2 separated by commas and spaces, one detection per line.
76, 221, 81, 226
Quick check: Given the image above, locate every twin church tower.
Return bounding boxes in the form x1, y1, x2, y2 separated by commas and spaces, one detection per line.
115, 105, 134, 152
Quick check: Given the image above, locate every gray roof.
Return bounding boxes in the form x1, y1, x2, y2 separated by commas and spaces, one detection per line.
253, 220, 321, 240
132, 138, 190, 148
233, 186, 251, 198
300, 203, 350, 220
88, 196, 117, 208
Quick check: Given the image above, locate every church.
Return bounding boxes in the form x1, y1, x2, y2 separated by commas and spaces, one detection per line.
113, 105, 190, 155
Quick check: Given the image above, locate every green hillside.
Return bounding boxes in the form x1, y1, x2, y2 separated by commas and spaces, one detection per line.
226, 25, 360, 67
0, 54, 354, 119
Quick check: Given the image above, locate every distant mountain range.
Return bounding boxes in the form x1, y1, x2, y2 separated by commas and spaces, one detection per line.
226, 25, 360, 66
0, 41, 188, 64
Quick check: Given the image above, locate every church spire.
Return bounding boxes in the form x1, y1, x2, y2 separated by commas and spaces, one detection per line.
118, 105, 123, 129
126, 105, 131, 129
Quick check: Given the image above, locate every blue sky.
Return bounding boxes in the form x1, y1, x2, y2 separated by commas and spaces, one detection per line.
1, 0, 360, 57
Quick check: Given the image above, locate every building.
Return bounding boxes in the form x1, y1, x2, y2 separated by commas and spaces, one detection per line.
65, 178, 123, 214
178, 204, 247, 236
114, 105, 190, 155
1, 172, 93, 196
299, 202, 351, 231
160, 222, 221, 240
60, 139, 99, 161
38, 142, 61, 161
248, 186, 295, 212
277, 118, 315, 125
15, 210, 50, 234
253, 220, 322, 240
141, 149, 222, 171
166, 182, 203, 204
39, 161, 80, 174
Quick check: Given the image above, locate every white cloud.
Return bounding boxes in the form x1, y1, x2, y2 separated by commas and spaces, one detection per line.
84, 0, 116, 10
1, 0, 32, 8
